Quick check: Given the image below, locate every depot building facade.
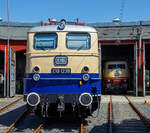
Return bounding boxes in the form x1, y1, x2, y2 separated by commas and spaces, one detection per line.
0, 20, 150, 96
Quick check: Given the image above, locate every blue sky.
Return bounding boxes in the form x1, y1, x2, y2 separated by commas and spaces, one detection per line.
0, 0, 150, 23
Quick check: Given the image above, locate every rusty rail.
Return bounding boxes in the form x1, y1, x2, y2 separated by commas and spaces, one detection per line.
0, 96, 23, 113
108, 95, 113, 133
4, 108, 28, 133
125, 96, 150, 127
80, 119, 84, 133
34, 123, 43, 133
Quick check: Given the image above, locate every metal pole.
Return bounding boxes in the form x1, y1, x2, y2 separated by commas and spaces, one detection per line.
139, 30, 142, 69
4, 47, 6, 97
7, 0, 10, 97
139, 21, 143, 69
138, 21, 143, 96
134, 42, 138, 97
143, 43, 145, 96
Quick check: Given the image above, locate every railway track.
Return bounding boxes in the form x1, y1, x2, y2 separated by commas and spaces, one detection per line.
108, 95, 112, 133
83, 95, 109, 133
109, 95, 150, 133
34, 123, 43, 133
4, 109, 28, 133
29, 95, 150, 133
0, 96, 23, 113
1, 95, 150, 133
11, 112, 42, 133
0, 97, 43, 133
0, 96, 85, 133
33, 118, 82, 133
80, 119, 84, 133
0, 97, 42, 133
0, 97, 26, 133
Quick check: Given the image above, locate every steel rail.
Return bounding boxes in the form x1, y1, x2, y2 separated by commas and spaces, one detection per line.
4, 108, 28, 133
125, 96, 150, 127
108, 95, 113, 133
80, 119, 84, 133
0, 96, 23, 113
34, 123, 43, 133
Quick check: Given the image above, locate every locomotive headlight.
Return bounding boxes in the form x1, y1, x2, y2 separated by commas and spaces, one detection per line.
33, 74, 40, 81
58, 19, 66, 30
27, 92, 40, 106
82, 66, 89, 73
32, 66, 40, 73
82, 74, 90, 81
79, 93, 93, 106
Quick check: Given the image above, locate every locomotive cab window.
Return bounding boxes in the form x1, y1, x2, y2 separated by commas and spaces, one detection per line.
66, 33, 90, 49
34, 33, 57, 50
108, 64, 126, 69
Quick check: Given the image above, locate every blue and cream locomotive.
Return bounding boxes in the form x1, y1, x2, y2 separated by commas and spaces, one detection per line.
24, 20, 101, 118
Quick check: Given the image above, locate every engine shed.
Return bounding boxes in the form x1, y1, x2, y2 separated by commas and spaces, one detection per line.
88, 21, 150, 96
0, 22, 40, 96
0, 20, 150, 96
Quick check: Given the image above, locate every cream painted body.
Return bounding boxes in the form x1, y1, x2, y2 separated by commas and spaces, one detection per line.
26, 32, 99, 74
104, 61, 129, 78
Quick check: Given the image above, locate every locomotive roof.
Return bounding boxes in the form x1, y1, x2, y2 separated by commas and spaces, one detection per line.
29, 25, 97, 33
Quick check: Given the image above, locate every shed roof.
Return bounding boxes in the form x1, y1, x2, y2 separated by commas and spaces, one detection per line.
0, 21, 41, 40
0, 20, 150, 41
87, 21, 150, 41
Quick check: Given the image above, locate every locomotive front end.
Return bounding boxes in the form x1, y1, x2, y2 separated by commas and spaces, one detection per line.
24, 20, 101, 118
103, 61, 129, 94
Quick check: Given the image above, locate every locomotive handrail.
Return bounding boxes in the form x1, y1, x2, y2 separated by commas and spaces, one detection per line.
24, 52, 100, 57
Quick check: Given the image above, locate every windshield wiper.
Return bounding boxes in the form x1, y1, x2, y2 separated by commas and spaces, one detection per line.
39, 47, 48, 50
77, 44, 85, 51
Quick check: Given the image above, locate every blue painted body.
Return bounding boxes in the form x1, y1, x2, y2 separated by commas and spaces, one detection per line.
24, 73, 101, 95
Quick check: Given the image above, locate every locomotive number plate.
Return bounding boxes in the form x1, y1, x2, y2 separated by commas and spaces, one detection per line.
51, 68, 71, 74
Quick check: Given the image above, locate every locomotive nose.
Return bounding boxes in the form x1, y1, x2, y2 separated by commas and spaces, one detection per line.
27, 92, 40, 106
79, 93, 93, 106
